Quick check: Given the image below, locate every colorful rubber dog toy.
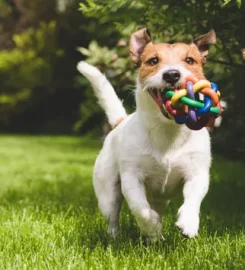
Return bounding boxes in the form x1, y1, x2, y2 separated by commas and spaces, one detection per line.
164, 76, 222, 130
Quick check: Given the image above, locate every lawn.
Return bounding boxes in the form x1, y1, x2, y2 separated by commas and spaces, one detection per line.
0, 135, 244, 269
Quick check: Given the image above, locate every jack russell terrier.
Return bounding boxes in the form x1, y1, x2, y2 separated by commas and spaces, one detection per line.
77, 28, 216, 241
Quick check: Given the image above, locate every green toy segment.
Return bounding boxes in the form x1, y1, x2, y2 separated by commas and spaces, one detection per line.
166, 91, 221, 114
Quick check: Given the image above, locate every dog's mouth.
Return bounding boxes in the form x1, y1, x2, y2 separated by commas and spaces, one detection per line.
148, 87, 176, 119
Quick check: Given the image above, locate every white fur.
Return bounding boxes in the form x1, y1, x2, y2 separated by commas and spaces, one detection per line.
77, 61, 211, 241
77, 62, 127, 127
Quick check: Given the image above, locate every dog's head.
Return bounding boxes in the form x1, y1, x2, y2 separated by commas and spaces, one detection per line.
130, 28, 216, 120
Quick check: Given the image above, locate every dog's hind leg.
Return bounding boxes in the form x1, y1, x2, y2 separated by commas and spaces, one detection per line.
93, 156, 123, 238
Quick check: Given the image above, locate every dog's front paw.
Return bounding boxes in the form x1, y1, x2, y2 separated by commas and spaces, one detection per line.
136, 208, 163, 240
176, 205, 199, 238
147, 232, 165, 243
107, 223, 119, 238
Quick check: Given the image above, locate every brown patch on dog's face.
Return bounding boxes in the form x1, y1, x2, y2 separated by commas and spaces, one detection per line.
129, 28, 216, 119
139, 42, 205, 83
129, 28, 216, 88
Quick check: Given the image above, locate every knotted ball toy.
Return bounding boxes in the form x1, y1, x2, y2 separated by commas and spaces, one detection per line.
164, 76, 222, 130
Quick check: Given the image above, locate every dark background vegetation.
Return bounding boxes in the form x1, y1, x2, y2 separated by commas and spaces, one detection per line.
0, 0, 244, 159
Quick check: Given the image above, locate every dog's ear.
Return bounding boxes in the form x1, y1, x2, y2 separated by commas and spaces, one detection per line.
193, 29, 216, 58
130, 28, 152, 64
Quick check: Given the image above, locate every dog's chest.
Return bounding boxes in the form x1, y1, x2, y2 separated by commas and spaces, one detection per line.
140, 153, 183, 195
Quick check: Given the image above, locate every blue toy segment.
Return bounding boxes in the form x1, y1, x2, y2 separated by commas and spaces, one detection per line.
196, 82, 217, 115
211, 82, 218, 92
196, 96, 212, 115
175, 115, 187, 124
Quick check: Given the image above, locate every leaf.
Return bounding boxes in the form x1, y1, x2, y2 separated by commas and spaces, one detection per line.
77, 47, 91, 56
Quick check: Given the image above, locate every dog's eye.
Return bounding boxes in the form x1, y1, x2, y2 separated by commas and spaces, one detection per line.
185, 57, 195, 65
147, 57, 159, 66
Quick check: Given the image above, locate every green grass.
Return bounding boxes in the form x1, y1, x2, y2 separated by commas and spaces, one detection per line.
0, 135, 245, 269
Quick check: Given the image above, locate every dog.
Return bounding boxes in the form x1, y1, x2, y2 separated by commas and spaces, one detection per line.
77, 28, 216, 241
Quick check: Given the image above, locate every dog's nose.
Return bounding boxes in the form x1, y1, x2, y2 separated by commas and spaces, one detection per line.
163, 70, 180, 84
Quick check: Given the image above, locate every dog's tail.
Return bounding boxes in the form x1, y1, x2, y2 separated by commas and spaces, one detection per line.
77, 61, 127, 128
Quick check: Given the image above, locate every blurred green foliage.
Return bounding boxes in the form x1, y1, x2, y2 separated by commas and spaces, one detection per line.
0, 0, 95, 133
0, 21, 60, 112
0, 0, 59, 129
223, 0, 242, 7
